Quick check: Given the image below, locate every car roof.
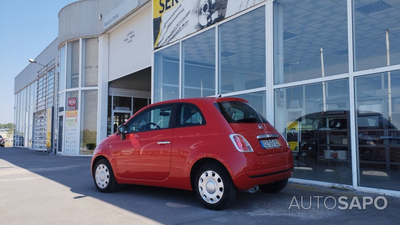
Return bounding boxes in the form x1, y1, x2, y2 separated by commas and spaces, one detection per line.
149, 97, 249, 106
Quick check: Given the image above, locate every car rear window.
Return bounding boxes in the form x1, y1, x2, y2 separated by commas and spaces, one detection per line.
215, 101, 269, 123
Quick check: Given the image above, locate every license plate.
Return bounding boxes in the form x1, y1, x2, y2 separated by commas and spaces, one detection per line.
259, 139, 281, 149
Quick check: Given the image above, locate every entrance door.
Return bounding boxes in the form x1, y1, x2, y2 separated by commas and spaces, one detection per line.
58, 116, 63, 153
112, 112, 131, 133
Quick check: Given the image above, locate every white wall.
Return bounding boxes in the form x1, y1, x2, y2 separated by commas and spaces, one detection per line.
109, 4, 152, 81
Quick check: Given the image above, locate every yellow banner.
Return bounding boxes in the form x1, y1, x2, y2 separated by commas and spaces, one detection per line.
46, 108, 53, 148
66, 110, 78, 118
153, 0, 183, 19
286, 121, 299, 152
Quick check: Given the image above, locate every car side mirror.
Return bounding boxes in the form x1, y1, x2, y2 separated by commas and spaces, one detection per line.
118, 125, 128, 140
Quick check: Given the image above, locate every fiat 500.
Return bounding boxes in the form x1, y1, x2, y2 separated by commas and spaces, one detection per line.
91, 97, 294, 210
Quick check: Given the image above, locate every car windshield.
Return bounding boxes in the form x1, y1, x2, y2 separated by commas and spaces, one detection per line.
215, 101, 268, 123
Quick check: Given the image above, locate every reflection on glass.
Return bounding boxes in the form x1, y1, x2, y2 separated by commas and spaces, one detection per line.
66, 40, 79, 89
231, 91, 266, 117
356, 71, 400, 191
80, 90, 98, 155
275, 79, 352, 184
154, 44, 179, 102
273, 0, 348, 84
59, 93, 65, 112
354, 1, 400, 71
82, 38, 99, 87
59, 45, 66, 91
183, 28, 215, 98
219, 6, 265, 93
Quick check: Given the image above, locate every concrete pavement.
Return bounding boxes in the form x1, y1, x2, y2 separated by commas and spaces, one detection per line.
1, 147, 399, 225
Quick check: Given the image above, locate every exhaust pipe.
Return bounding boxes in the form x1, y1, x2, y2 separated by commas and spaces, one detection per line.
247, 185, 259, 193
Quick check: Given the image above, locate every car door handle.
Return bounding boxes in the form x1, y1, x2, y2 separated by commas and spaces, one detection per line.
157, 141, 170, 145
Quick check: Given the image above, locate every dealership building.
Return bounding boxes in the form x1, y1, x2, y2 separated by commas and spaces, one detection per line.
14, 0, 400, 196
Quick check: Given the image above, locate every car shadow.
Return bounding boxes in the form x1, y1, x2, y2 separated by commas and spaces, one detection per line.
0, 147, 277, 223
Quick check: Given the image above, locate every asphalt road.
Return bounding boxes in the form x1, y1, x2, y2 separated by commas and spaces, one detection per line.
1, 147, 399, 225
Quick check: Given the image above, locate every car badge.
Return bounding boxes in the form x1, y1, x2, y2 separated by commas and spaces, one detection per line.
258, 124, 263, 130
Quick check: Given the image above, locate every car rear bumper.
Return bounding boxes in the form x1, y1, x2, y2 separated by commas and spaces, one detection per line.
233, 165, 294, 190
246, 166, 294, 179
224, 150, 294, 190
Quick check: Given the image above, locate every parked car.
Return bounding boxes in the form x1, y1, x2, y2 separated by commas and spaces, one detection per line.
91, 97, 294, 210
0, 135, 5, 148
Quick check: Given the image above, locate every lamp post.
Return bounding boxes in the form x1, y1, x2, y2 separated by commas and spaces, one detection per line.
320, 47, 327, 112
29, 58, 47, 68
385, 27, 400, 122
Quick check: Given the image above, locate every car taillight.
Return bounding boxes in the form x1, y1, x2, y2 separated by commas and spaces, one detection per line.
229, 134, 254, 152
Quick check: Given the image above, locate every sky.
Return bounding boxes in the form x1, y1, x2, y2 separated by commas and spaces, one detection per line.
0, 0, 77, 124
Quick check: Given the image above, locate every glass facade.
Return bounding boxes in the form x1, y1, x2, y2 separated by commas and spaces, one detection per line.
273, 0, 348, 84
275, 80, 352, 184
80, 90, 98, 154
154, 43, 180, 102
356, 71, 400, 190
154, 6, 266, 102
182, 28, 215, 98
14, 83, 35, 147
14, 66, 55, 150
66, 40, 80, 89
153, 1, 400, 192
59, 45, 66, 92
220, 7, 266, 93
272, 0, 400, 191
82, 38, 99, 87
58, 38, 99, 155
353, 0, 400, 71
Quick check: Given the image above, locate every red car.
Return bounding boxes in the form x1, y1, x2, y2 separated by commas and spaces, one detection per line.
91, 97, 294, 209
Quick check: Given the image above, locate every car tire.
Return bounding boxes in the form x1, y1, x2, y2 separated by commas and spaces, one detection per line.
259, 178, 288, 193
93, 159, 118, 192
194, 163, 236, 210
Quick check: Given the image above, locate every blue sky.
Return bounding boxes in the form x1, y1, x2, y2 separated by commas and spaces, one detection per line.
0, 0, 77, 124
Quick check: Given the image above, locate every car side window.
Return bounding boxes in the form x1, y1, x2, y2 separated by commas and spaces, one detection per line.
179, 104, 205, 127
126, 104, 173, 132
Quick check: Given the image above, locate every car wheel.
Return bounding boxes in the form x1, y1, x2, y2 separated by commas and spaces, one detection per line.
93, 159, 118, 192
195, 163, 236, 210
259, 178, 288, 193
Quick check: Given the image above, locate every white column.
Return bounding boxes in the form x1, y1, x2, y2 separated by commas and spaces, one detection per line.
97, 34, 110, 142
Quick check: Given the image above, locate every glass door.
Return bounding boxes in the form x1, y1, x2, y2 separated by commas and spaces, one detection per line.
112, 112, 132, 134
